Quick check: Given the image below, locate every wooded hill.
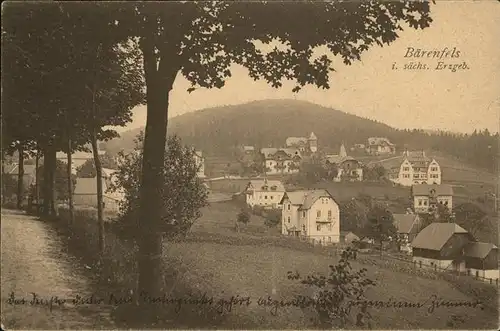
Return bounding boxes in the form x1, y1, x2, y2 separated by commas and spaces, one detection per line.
104, 99, 498, 173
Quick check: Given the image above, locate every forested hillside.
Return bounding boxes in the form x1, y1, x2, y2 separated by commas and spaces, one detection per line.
104, 99, 498, 173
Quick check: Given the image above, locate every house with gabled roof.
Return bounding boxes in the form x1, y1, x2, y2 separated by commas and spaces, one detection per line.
260, 147, 302, 175
393, 213, 423, 253
388, 150, 442, 187
411, 223, 474, 271
325, 143, 363, 182
366, 137, 395, 155
412, 183, 453, 213
280, 189, 340, 245
245, 179, 285, 209
73, 176, 125, 212
463, 242, 499, 280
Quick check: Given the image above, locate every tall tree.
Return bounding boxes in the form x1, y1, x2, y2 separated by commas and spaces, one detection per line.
365, 203, 397, 256
116, 1, 434, 298
4, 0, 435, 307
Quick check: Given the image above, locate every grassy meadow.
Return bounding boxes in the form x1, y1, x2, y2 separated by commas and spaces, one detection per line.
160, 201, 498, 329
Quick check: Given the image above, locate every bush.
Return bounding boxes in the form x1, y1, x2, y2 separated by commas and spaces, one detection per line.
237, 209, 250, 224
264, 208, 282, 228
108, 133, 208, 240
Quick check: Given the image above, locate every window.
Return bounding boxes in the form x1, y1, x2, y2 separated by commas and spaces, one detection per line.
328, 210, 332, 218
418, 200, 422, 206
270, 196, 273, 200
403, 167, 410, 171
302, 225, 306, 231
317, 210, 321, 218
413, 174, 419, 179
302, 211, 306, 217
287, 217, 290, 223
424, 200, 428, 206
328, 224, 332, 231
287, 204, 290, 210
431, 167, 438, 171
403, 174, 409, 178
445, 200, 449, 206
317, 224, 321, 231
265, 195, 268, 200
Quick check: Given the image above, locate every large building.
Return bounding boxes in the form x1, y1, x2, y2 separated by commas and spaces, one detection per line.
411, 184, 453, 213
260, 148, 302, 175
244, 179, 285, 209
388, 151, 442, 186
366, 137, 396, 155
325, 143, 363, 182
280, 189, 340, 245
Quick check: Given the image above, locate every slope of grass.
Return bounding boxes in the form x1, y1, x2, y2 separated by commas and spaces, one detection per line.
161, 241, 497, 329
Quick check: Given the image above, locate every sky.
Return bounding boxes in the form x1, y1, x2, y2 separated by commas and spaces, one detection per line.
118, 0, 500, 134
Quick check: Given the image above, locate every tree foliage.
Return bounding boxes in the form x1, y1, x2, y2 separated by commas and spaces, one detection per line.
264, 208, 281, 228
76, 154, 119, 178
108, 133, 208, 239
340, 200, 368, 233
453, 202, 488, 237
237, 209, 251, 225
364, 203, 397, 243
35, 160, 76, 201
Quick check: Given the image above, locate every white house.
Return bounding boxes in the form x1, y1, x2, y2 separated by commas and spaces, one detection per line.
260, 148, 302, 175
245, 179, 285, 209
411, 183, 453, 213
73, 175, 125, 213
280, 189, 340, 245
366, 137, 396, 155
389, 151, 442, 187
193, 150, 206, 178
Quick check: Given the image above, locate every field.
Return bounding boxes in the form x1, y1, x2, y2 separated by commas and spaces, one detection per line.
160, 201, 498, 329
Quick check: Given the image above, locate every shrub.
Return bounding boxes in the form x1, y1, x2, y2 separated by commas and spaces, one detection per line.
264, 208, 282, 228
108, 133, 208, 240
237, 209, 250, 225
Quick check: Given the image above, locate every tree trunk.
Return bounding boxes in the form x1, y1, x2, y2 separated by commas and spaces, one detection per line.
91, 134, 105, 253
1, 157, 6, 205
67, 138, 74, 225
35, 150, 39, 210
136, 42, 177, 300
42, 144, 56, 217
16, 145, 24, 209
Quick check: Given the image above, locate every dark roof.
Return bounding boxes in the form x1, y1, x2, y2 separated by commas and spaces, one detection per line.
412, 184, 453, 196
280, 189, 335, 210
393, 214, 419, 234
248, 179, 285, 192
411, 223, 469, 251
463, 242, 497, 259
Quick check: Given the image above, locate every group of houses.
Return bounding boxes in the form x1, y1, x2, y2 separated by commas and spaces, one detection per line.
244, 176, 498, 280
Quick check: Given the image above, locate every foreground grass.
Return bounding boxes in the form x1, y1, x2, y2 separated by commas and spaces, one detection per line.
161, 240, 497, 329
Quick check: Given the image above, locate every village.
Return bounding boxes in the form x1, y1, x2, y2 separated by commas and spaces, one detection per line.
3, 131, 498, 285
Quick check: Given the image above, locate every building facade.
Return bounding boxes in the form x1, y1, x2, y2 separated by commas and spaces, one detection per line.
280, 189, 340, 245
245, 179, 285, 209
260, 148, 302, 175
411, 223, 472, 271
366, 137, 396, 155
412, 184, 453, 213
325, 144, 363, 182
389, 151, 442, 186
285, 132, 318, 154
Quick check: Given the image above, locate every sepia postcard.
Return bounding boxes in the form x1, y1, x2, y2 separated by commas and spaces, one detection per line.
1, 0, 499, 330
